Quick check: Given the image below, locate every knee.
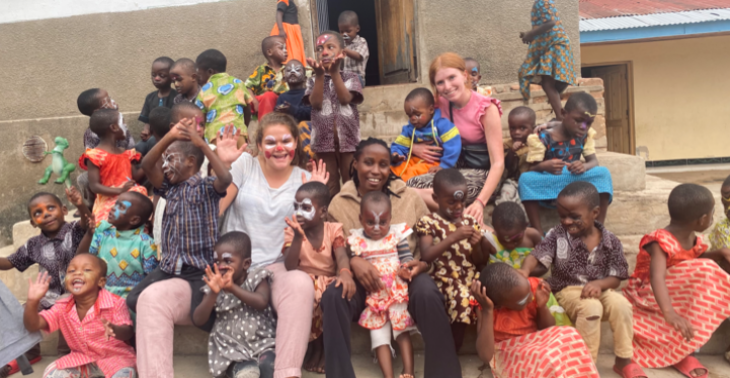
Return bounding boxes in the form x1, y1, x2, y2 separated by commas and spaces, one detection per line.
576, 299, 603, 321
408, 274, 442, 305
321, 281, 344, 309
258, 351, 275, 373
603, 292, 633, 319
282, 270, 315, 298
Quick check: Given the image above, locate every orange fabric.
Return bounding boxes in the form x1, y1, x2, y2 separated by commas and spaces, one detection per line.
255, 91, 279, 119
631, 229, 708, 283
309, 274, 336, 341
391, 157, 440, 182
277, 0, 289, 5
492, 277, 541, 343
271, 23, 305, 64
283, 222, 344, 277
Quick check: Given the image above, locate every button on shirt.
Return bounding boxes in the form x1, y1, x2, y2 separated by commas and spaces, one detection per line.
530, 222, 629, 292
39, 289, 136, 377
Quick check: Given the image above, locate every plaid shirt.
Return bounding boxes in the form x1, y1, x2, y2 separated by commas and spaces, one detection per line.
158, 173, 225, 274
343, 35, 369, 82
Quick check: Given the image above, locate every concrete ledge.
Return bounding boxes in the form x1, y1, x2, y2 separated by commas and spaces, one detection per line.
598, 152, 646, 192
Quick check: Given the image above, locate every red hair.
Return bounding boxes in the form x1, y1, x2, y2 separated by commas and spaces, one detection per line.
429, 52, 468, 100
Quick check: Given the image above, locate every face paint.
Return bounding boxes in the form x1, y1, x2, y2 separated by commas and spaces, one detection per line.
264, 135, 295, 159
117, 112, 129, 135
516, 292, 531, 306
471, 67, 479, 73
584, 111, 597, 118
277, 42, 287, 55
294, 198, 316, 221
579, 122, 588, 131
453, 190, 465, 201
504, 231, 525, 243
221, 252, 233, 259
162, 151, 184, 180
371, 210, 384, 225
101, 96, 117, 110
316, 34, 332, 46
112, 200, 131, 220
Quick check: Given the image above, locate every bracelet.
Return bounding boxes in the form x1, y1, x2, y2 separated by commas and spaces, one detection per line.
475, 198, 486, 208
469, 298, 482, 310
339, 268, 352, 276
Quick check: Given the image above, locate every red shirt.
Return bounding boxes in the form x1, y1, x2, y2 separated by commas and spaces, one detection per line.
39, 289, 136, 377
493, 277, 540, 343
632, 229, 708, 283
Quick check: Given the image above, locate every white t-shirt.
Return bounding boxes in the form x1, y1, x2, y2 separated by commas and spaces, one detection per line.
224, 153, 310, 268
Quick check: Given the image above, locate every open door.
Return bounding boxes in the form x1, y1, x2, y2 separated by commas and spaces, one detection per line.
591, 65, 632, 154
373, 0, 417, 84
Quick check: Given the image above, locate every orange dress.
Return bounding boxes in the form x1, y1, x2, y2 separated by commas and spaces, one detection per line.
79, 149, 147, 222
271, 0, 306, 64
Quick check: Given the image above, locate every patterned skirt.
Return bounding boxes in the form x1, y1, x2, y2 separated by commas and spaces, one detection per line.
309, 274, 336, 341
518, 166, 613, 205
623, 259, 730, 367
518, 39, 577, 100
359, 257, 414, 331
407, 168, 489, 206
491, 326, 598, 378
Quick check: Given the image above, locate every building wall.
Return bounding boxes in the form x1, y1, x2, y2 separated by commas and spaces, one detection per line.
581, 34, 730, 161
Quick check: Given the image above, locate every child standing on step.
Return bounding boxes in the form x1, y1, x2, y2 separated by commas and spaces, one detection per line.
519, 182, 645, 378
415, 169, 489, 351
79, 109, 147, 222
246, 36, 289, 120
304, 31, 363, 197
347, 191, 417, 378
390, 88, 461, 182
170, 58, 201, 104
624, 183, 730, 378
518, 92, 612, 235
138, 56, 177, 153
338, 11, 369, 87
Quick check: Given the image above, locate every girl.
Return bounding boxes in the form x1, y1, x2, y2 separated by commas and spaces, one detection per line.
624, 184, 730, 378
347, 191, 416, 378
304, 30, 364, 197
518, 0, 577, 120
406, 53, 504, 225
272, 0, 305, 64
79, 109, 147, 222
282, 181, 355, 373
518, 91, 612, 235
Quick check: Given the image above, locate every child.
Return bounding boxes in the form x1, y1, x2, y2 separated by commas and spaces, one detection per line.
193, 232, 276, 378
304, 31, 364, 197
135, 107, 170, 157
470, 263, 599, 378
275, 59, 314, 162
170, 58, 200, 104
415, 169, 488, 351
272, 0, 305, 64
338, 11, 369, 87
623, 183, 730, 377
246, 36, 289, 120
24, 254, 137, 378
282, 182, 354, 373
195, 49, 253, 145
390, 88, 461, 181
138, 57, 177, 148
464, 58, 492, 97
79, 109, 147, 222
709, 174, 730, 252
347, 191, 416, 378
77, 192, 158, 298
77, 88, 134, 150
518, 92, 612, 235
519, 182, 643, 377
496, 106, 536, 206
518, 0, 577, 120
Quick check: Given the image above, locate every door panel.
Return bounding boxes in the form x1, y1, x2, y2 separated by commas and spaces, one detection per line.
374, 0, 416, 84
592, 65, 631, 154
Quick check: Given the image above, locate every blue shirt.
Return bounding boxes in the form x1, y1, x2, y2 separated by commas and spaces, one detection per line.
391, 109, 461, 169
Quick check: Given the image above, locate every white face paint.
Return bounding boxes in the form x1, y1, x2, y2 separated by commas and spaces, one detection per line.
294, 198, 316, 221
117, 113, 129, 135
162, 151, 184, 180
221, 252, 233, 259
371, 210, 384, 225
516, 292, 531, 306
278, 42, 287, 55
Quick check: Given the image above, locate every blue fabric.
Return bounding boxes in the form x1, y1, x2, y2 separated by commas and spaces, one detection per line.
518, 166, 613, 205
390, 109, 461, 169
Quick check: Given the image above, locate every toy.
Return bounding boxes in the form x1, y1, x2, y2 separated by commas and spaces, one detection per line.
38, 137, 75, 188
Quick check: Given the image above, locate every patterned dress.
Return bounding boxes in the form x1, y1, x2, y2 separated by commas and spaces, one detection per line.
78, 148, 148, 222
623, 229, 730, 367
195, 73, 254, 141
709, 217, 730, 250
518, 0, 577, 100
347, 224, 415, 331
416, 213, 480, 324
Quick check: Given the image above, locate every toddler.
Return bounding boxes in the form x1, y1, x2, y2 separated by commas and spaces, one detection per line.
138, 57, 177, 150
519, 92, 612, 234
282, 182, 353, 373
338, 11, 369, 87
496, 106, 535, 206
24, 254, 137, 378
79, 109, 147, 222
709, 174, 730, 252
304, 31, 363, 197
246, 35, 289, 119
170, 58, 200, 104
464, 58, 493, 97
347, 191, 416, 378
195, 49, 253, 145
519, 182, 642, 377
470, 263, 598, 378
390, 88, 461, 181
624, 184, 730, 377
193, 232, 276, 378
415, 169, 488, 351
77, 192, 158, 298
275, 59, 314, 162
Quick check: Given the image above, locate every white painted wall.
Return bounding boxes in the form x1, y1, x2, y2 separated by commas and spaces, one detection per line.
0, 0, 232, 24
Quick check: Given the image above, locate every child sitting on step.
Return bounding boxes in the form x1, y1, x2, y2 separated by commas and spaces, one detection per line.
246, 36, 289, 120
624, 183, 730, 377
390, 88, 461, 182
464, 58, 493, 97
471, 263, 598, 378
518, 91, 612, 235
496, 106, 535, 206
709, 174, 730, 253
193, 232, 276, 378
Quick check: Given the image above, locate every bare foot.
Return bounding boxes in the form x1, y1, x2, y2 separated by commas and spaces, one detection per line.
311, 337, 325, 374
303, 341, 317, 372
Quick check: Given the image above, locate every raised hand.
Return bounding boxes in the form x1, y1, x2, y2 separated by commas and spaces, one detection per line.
177, 118, 205, 147
120, 180, 135, 193
469, 280, 494, 311
284, 216, 305, 237
203, 264, 226, 294
306, 58, 325, 77
216, 124, 247, 166
302, 159, 329, 185
220, 267, 234, 292
66, 186, 84, 208
87, 214, 97, 233
327, 54, 345, 75
28, 272, 51, 302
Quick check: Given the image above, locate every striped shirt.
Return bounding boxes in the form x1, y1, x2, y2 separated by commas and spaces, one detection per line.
159, 173, 225, 274
342, 35, 369, 82
39, 289, 136, 377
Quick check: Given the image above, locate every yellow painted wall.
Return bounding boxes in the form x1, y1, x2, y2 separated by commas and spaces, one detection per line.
582, 35, 730, 161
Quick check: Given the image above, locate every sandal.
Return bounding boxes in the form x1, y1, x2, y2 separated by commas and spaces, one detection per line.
673, 356, 709, 378
2, 356, 42, 377
613, 363, 647, 378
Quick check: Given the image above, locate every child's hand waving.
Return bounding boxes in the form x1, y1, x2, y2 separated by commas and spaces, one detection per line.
28, 272, 51, 302
535, 281, 551, 308
203, 264, 228, 294
664, 311, 694, 341
302, 159, 329, 185
65, 186, 84, 208
335, 269, 357, 300
216, 125, 247, 166
469, 280, 493, 311
284, 216, 305, 238
86, 214, 97, 233
306, 58, 325, 77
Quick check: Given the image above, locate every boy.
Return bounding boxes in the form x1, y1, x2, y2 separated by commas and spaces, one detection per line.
138, 57, 177, 150
464, 58, 493, 97
246, 35, 289, 120
391, 88, 461, 181
170, 58, 200, 104
135, 107, 170, 157
195, 49, 253, 145
518, 182, 639, 375
275, 59, 314, 161
496, 106, 536, 206
338, 11, 369, 87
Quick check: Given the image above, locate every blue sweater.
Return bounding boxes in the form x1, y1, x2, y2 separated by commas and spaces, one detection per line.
276, 88, 311, 123
391, 109, 461, 169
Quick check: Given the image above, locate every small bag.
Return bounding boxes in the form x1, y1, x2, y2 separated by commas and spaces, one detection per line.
449, 102, 491, 170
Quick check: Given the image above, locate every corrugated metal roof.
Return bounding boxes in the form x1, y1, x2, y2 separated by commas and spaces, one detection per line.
579, 0, 730, 19
580, 8, 730, 32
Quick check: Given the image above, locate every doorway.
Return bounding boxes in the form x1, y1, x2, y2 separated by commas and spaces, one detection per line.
582, 64, 635, 155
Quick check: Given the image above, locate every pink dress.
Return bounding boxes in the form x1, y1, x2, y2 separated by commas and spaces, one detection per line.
436, 91, 503, 146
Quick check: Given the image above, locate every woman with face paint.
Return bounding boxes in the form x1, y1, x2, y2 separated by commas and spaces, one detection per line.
217, 112, 328, 378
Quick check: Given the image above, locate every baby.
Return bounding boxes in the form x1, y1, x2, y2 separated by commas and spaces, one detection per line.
391, 88, 461, 181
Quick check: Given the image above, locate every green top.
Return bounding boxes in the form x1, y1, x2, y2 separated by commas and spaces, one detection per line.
195, 73, 253, 141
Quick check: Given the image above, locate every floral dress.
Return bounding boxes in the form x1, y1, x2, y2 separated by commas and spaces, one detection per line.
347, 223, 415, 331
415, 213, 480, 324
